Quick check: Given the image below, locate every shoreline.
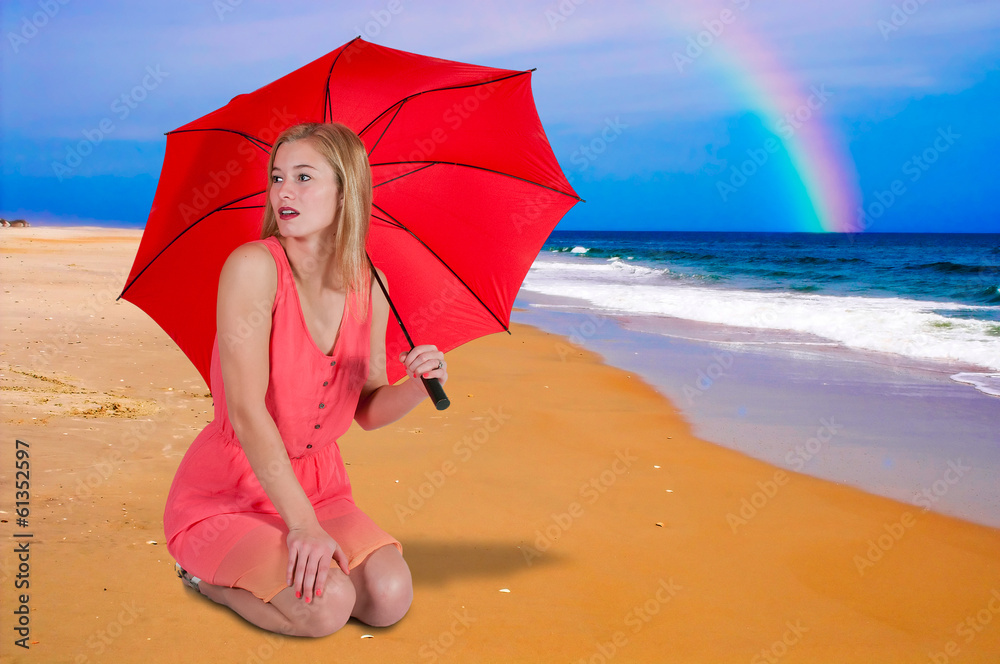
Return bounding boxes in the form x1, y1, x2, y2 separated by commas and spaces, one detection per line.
512, 287, 1000, 529
2, 227, 1000, 662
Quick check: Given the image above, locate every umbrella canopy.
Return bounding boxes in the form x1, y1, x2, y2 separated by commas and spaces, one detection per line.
119, 37, 581, 387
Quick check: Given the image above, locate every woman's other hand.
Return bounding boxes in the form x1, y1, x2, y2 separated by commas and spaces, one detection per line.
286, 523, 350, 602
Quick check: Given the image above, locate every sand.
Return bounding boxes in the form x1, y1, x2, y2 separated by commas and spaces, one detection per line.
1, 226, 999, 663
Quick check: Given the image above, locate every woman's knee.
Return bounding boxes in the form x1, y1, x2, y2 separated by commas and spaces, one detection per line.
284, 572, 356, 637
365, 554, 413, 626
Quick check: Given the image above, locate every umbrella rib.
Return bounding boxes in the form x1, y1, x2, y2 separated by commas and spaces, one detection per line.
369, 160, 583, 201
370, 204, 511, 334
118, 191, 265, 300
372, 163, 435, 189
370, 212, 405, 229
368, 100, 407, 155
324, 36, 362, 122
358, 69, 534, 149
166, 127, 274, 153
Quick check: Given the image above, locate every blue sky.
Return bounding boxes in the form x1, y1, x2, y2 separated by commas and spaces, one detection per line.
2, 0, 998, 232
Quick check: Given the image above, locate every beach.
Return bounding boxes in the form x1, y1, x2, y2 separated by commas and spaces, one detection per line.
2, 227, 1000, 663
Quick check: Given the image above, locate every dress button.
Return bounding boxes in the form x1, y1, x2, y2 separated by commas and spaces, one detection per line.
306, 444, 313, 449
330, 360, 336, 366
319, 403, 325, 409
314, 424, 321, 429
323, 381, 329, 386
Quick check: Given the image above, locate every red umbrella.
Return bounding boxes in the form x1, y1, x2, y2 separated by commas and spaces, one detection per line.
118, 37, 580, 406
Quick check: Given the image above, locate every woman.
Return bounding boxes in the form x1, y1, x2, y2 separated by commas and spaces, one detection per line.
163, 122, 446, 636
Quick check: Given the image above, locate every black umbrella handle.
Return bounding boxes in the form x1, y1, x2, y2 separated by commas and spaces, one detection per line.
421, 375, 451, 410
368, 255, 450, 410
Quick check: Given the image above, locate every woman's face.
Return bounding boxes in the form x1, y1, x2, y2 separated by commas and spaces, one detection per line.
269, 138, 343, 239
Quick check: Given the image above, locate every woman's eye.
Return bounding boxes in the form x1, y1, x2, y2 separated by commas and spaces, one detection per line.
271, 175, 282, 183
298, 174, 311, 181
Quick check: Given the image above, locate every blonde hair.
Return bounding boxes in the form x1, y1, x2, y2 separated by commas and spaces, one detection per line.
260, 122, 373, 321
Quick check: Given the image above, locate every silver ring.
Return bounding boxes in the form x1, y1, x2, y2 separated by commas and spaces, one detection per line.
437, 360, 443, 370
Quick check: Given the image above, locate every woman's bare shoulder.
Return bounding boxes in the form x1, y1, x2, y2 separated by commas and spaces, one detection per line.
219, 240, 278, 298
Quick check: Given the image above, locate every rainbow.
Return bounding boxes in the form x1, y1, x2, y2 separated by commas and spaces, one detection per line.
676, 17, 862, 232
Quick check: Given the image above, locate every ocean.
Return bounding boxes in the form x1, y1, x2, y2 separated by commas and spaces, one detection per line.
512, 231, 1000, 528
524, 231, 1000, 393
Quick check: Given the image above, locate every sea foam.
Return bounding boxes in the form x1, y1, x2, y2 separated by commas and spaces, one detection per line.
523, 255, 1000, 374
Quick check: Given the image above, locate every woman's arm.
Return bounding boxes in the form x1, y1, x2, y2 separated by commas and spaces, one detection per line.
354, 268, 447, 430
217, 244, 348, 602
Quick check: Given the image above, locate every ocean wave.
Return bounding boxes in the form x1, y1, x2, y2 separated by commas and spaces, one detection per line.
548, 246, 718, 262
606, 258, 668, 277
971, 285, 1000, 305
907, 261, 985, 275
522, 259, 1000, 371
950, 373, 1000, 398
789, 256, 869, 266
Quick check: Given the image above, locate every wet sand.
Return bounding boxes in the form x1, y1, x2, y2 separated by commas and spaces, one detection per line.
1, 227, 999, 663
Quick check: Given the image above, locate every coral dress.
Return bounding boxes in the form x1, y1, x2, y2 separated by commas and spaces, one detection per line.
163, 235, 400, 602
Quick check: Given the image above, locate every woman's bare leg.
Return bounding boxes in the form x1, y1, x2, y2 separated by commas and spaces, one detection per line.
181, 568, 357, 637
347, 545, 413, 627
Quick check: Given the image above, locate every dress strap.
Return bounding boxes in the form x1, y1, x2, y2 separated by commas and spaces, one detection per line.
256, 236, 288, 315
